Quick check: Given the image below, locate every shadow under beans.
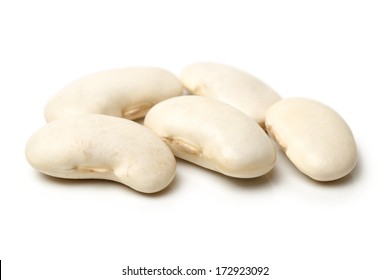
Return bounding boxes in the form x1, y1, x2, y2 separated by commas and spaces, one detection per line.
311, 158, 363, 188
276, 147, 362, 189
36, 172, 178, 197
146, 174, 181, 197
225, 168, 276, 189
175, 158, 275, 192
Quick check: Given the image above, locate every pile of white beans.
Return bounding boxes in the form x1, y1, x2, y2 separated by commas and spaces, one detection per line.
25, 63, 358, 193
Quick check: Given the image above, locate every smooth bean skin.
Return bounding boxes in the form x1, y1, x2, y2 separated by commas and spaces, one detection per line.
181, 62, 281, 127
45, 67, 183, 122
265, 97, 357, 181
144, 96, 276, 178
25, 114, 176, 193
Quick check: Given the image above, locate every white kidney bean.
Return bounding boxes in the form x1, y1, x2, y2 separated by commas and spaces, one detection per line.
144, 96, 276, 178
180, 62, 281, 127
45, 67, 183, 122
265, 97, 357, 181
25, 114, 176, 193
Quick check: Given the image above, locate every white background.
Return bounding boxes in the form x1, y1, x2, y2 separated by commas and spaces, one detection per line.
1, 0, 389, 279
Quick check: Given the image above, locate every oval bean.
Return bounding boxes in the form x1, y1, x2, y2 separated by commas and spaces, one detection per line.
265, 97, 357, 181
144, 96, 276, 178
45, 67, 183, 122
181, 62, 281, 127
25, 114, 176, 193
